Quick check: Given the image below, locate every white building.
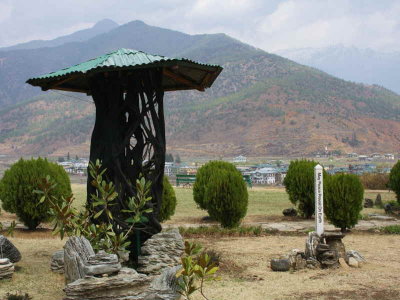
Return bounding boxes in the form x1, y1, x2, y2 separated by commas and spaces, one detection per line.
384, 153, 395, 160
250, 167, 277, 184
233, 155, 247, 163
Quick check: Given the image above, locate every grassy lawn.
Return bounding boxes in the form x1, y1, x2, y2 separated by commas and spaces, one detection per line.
71, 184, 396, 223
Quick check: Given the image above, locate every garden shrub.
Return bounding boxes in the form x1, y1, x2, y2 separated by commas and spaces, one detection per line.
359, 173, 389, 190
0, 157, 71, 229
324, 173, 364, 232
193, 160, 237, 210
158, 176, 177, 222
204, 168, 248, 228
389, 161, 400, 204
283, 159, 323, 218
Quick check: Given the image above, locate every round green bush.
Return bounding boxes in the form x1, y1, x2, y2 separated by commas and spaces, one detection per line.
283, 159, 323, 218
324, 173, 364, 232
158, 176, 177, 222
204, 168, 248, 228
389, 161, 400, 204
193, 161, 238, 210
0, 158, 71, 229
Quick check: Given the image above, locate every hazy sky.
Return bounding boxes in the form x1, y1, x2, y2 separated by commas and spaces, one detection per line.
1, 0, 399, 52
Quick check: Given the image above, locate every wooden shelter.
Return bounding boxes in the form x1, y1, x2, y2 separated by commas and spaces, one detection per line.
27, 48, 222, 259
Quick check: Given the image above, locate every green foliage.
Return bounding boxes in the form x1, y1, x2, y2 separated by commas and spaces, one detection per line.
324, 173, 364, 232
193, 161, 238, 210
204, 168, 248, 228
158, 177, 177, 222
179, 225, 273, 237
176, 241, 219, 300
381, 224, 400, 234
283, 159, 321, 218
4, 292, 32, 300
389, 161, 400, 204
0, 157, 71, 229
36, 160, 152, 255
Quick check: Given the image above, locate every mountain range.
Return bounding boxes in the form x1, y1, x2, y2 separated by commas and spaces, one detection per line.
1, 20, 400, 158
276, 45, 400, 94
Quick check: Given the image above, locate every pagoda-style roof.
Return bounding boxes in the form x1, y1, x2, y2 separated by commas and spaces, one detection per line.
26, 48, 223, 94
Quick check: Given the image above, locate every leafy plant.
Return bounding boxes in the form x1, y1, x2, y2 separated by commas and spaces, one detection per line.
389, 161, 400, 204
324, 173, 364, 232
0, 157, 71, 229
158, 176, 177, 222
381, 224, 400, 234
176, 241, 219, 300
35, 160, 152, 255
193, 161, 238, 210
4, 292, 32, 300
283, 159, 324, 218
204, 168, 248, 228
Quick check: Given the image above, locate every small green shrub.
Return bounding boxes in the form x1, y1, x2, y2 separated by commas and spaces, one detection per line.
158, 176, 177, 222
283, 159, 323, 218
381, 225, 400, 234
4, 292, 32, 300
389, 161, 400, 204
193, 161, 238, 210
0, 158, 71, 229
325, 173, 364, 232
204, 168, 248, 228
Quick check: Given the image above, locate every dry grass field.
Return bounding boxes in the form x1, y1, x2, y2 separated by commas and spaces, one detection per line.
0, 185, 398, 299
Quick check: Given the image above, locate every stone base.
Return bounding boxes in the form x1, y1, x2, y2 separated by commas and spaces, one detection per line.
0, 258, 14, 279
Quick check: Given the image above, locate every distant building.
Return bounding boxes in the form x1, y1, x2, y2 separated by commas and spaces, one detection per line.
384, 153, 395, 160
249, 167, 277, 184
347, 153, 358, 158
358, 155, 369, 161
233, 155, 247, 163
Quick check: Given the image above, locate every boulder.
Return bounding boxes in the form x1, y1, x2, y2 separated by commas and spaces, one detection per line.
375, 194, 383, 207
51, 250, 65, 273
348, 257, 359, 268
64, 266, 181, 300
287, 249, 306, 270
270, 259, 290, 272
346, 250, 366, 263
282, 208, 298, 217
364, 198, 373, 208
64, 236, 121, 284
0, 235, 21, 263
137, 229, 184, 275
0, 258, 14, 279
338, 258, 349, 269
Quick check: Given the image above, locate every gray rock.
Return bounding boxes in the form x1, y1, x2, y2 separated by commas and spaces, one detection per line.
137, 229, 184, 275
306, 258, 321, 269
0, 235, 21, 263
287, 249, 306, 270
364, 198, 373, 208
270, 259, 290, 272
347, 250, 366, 262
64, 236, 121, 284
0, 258, 14, 279
283, 208, 298, 217
51, 250, 64, 273
375, 194, 383, 207
368, 214, 395, 221
305, 231, 320, 259
348, 257, 359, 268
64, 266, 182, 300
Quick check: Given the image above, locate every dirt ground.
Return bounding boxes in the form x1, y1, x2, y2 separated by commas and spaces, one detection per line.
192, 234, 400, 300
1, 232, 400, 300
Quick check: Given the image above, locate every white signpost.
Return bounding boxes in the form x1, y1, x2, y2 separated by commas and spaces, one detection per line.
314, 164, 324, 236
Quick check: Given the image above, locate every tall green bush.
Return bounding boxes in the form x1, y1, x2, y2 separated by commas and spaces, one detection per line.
389, 161, 400, 204
204, 168, 248, 228
158, 176, 177, 222
193, 161, 237, 210
0, 157, 71, 229
283, 159, 322, 218
324, 173, 364, 232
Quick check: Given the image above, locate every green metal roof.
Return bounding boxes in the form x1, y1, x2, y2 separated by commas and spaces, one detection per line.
26, 48, 223, 94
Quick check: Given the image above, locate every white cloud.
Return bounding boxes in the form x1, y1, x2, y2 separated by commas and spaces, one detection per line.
0, 0, 400, 53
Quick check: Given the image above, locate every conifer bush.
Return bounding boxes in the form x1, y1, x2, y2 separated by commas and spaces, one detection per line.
324, 173, 364, 232
0, 158, 71, 229
204, 168, 248, 228
193, 161, 238, 210
158, 176, 177, 222
389, 161, 400, 204
283, 159, 321, 218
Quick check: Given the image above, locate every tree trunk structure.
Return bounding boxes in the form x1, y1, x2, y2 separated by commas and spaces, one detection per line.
87, 68, 165, 262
